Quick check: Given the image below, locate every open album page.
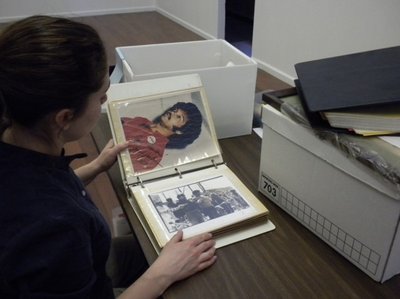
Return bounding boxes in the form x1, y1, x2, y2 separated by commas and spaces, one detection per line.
129, 164, 269, 250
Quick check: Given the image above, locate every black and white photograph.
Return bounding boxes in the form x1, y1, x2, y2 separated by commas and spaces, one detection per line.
148, 175, 252, 233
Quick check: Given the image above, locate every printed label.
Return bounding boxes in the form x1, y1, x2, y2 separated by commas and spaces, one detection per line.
260, 174, 280, 202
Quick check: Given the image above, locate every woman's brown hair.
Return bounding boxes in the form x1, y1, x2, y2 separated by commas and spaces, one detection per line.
0, 15, 107, 130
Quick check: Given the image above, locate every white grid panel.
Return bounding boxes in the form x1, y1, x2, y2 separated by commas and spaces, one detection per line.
260, 173, 380, 275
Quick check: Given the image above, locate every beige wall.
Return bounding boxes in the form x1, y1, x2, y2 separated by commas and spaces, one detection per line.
252, 0, 400, 84
156, 0, 224, 39
0, 0, 155, 22
3, 0, 399, 86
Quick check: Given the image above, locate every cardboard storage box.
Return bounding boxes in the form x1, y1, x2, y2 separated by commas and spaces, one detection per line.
258, 104, 400, 282
110, 39, 257, 139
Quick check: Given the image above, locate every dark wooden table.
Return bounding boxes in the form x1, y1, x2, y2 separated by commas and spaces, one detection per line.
92, 114, 400, 299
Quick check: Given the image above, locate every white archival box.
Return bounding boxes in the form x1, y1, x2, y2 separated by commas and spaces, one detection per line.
259, 104, 400, 282
110, 39, 257, 139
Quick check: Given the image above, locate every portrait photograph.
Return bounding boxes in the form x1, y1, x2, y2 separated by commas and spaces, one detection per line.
108, 89, 221, 176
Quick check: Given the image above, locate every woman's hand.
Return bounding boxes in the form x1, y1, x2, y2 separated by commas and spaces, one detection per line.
95, 139, 129, 172
75, 139, 128, 185
152, 230, 217, 284
119, 231, 216, 299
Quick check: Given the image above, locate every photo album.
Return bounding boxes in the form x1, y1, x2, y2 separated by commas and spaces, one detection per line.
106, 74, 272, 253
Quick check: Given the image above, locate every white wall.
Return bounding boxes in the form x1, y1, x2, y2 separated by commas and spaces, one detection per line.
252, 0, 400, 85
0, 0, 155, 22
4, 0, 399, 87
0, 0, 223, 41
156, 0, 224, 40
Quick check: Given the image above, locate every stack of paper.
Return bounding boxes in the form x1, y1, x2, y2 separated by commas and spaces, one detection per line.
322, 104, 400, 136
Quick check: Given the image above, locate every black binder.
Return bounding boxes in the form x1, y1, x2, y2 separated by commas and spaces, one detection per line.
294, 46, 400, 128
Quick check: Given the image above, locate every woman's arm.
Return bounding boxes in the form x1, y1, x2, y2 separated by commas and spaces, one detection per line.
74, 139, 129, 185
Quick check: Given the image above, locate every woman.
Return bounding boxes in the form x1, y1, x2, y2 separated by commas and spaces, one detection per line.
122, 102, 202, 172
0, 15, 216, 299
